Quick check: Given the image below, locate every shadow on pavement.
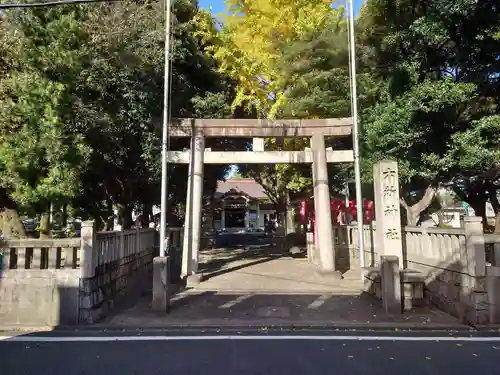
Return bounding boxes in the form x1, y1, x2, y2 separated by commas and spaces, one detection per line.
92, 290, 465, 330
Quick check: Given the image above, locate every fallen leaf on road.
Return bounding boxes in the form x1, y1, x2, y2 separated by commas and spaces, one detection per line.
348, 355, 354, 359
456, 344, 462, 347
425, 357, 431, 360
389, 357, 394, 360
492, 346, 499, 350
472, 353, 479, 357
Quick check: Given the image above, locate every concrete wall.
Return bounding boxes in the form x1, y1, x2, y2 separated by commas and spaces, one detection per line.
0, 238, 82, 327
0, 223, 159, 328
0, 269, 80, 326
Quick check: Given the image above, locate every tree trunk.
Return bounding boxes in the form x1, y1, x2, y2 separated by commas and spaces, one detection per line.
39, 211, 51, 239
400, 185, 436, 226
468, 197, 487, 229
0, 208, 27, 239
117, 204, 133, 230
273, 199, 286, 228
62, 204, 68, 227
488, 186, 500, 233
104, 198, 114, 231
285, 191, 296, 234
140, 204, 153, 228
0, 189, 27, 239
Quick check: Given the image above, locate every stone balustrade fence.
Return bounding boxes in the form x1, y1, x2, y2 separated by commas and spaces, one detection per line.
335, 217, 500, 325
0, 222, 183, 327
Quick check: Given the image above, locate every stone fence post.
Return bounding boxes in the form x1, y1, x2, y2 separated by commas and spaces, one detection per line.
79, 221, 98, 323
136, 226, 141, 254
486, 265, 500, 324
463, 216, 489, 324
306, 232, 315, 263
380, 255, 402, 314
152, 256, 169, 312
463, 216, 486, 278
80, 221, 97, 278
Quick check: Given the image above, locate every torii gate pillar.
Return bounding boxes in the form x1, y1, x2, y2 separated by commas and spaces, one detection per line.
181, 131, 205, 283
311, 134, 337, 274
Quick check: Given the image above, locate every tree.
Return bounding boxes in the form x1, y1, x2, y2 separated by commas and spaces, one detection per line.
442, 115, 500, 231
0, 6, 90, 238
362, 78, 477, 224
195, 0, 337, 117
357, 0, 500, 226
71, 0, 239, 229
0, 0, 239, 235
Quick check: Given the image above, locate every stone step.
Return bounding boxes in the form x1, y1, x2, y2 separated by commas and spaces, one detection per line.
362, 266, 425, 310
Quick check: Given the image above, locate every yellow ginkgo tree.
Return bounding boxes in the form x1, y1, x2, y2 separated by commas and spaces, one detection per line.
193, 0, 347, 232
195, 0, 341, 118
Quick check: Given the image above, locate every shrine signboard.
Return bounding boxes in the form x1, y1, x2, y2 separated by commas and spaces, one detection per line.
373, 160, 403, 261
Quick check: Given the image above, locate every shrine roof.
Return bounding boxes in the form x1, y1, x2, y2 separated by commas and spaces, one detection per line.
214, 178, 269, 200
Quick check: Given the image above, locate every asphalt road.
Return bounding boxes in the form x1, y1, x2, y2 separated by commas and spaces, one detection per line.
1, 332, 500, 375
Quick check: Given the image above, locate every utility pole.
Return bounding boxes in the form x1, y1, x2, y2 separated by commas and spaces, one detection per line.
347, 0, 365, 276
159, 0, 172, 256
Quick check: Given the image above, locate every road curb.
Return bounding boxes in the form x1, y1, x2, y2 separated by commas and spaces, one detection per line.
0, 321, 478, 334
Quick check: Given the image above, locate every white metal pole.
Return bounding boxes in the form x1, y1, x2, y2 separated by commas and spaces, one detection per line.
159, 0, 173, 256
347, 0, 365, 276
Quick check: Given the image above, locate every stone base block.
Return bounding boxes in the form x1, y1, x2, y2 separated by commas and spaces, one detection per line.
289, 246, 306, 259
401, 271, 425, 310
362, 266, 425, 311
152, 256, 169, 312
402, 283, 425, 310
381, 256, 402, 314
316, 269, 344, 280
186, 273, 205, 287
362, 267, 381, 296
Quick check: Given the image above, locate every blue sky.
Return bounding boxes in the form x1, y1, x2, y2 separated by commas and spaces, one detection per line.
198, 0, 365, 16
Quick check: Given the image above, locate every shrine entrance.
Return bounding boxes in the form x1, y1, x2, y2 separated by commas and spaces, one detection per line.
165, 118, 354, 285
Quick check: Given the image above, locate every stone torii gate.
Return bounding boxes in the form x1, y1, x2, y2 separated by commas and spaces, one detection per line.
166, 118, 354, 285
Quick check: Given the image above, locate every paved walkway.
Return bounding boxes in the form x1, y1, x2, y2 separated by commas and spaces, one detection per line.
99, 245, 466, 329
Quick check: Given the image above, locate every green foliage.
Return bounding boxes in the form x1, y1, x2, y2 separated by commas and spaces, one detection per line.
444, 115, 500, 172
357, 0, 500, 228
0, 72, 90, 205
276, 14, 349, 119
363, 79, 477, 183
0, 6, 90, 209
2, 0, 500, 233
0, 0, 238, 232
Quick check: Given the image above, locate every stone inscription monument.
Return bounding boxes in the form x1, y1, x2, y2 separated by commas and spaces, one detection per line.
373, 160, 403, 260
